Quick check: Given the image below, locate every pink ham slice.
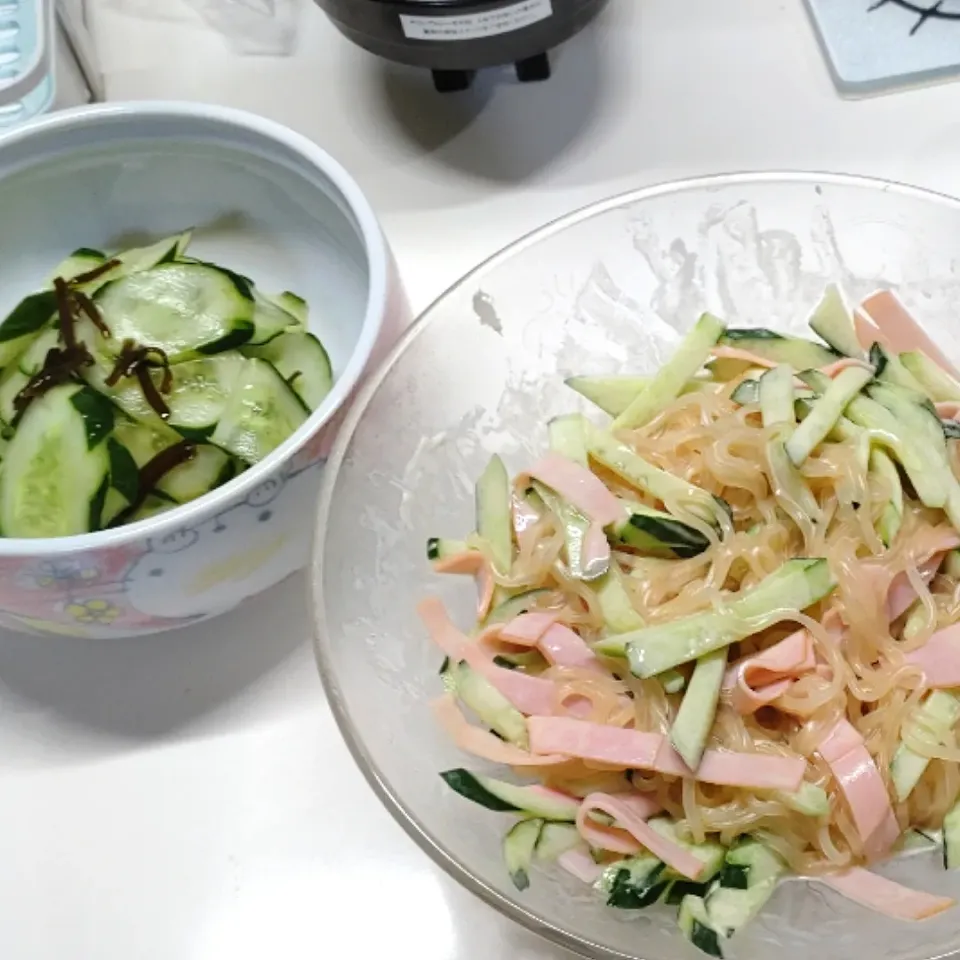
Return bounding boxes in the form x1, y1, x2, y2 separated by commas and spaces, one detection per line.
432, 551, 495, 619
538, 623, 599, 669
578, 793, 705, 879
822, 868, 954, 920
723, 630, 816, 715
936, 401, 960, 421
887, 553, 948, 621
418, 598, 558, 715
576, 792, 662, 854
528, 717, 805, 790
652, 741, 806, 791
525, 453, 623, 527
432, 695, 567, 766
818, 719, 900, 860
904, 624, 960, 687
529, 716, 661, 769
558, 847, 605, 884
500, 612, 558, 644
820, 357, 874, 378
857, 291, 959, 377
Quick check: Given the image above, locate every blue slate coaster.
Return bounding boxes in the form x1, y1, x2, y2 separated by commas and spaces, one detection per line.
805, 0, 960, 96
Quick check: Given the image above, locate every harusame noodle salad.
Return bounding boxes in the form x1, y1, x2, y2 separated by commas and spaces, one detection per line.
418, 285, 960, 957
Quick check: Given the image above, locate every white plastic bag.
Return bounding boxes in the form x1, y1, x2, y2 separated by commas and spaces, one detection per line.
104, 0, 301, 56
186, 0, 301, 55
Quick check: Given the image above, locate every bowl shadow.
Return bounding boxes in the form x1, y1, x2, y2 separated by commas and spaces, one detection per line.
0, 573, 315, 750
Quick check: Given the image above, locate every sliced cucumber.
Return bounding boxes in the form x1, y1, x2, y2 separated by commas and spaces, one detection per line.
943, 799, 960, 869
267, 291, 308, 327
503, 818, 544, 891
0, 384, 109, 536
670, 648, 727, 770
0, 290, 58, 368
774, 781, 829, 817
705, 839, 784, 939
901, 350, 960, 403
94, 262, 255, 361
535, 823, 582, 862
210, 358, 308, 464
16, 326, 62, 377
758, 365, 795, 428
548, 414, 588, 466
785, 365, 873, 466
869, 447, 903, 547
891, 691, 960, 802
453, 661, 530, 748
597, 855, 666, 909
807, 285, 864, 359
665, 879, 710, 905
871, 343, 930, 396
613, 312, 725, 429
439, 769, 580, 820
648, 818, 726, 880
660, 668, 687, 694
720, 329, 836, 368
595, 566, 645, 634
730, 379, 759, 405
531, 479, 607, 581
48, 248, 106, 285
242, 330, 332, 411
476, 454, 513, 575
588, 429, 729, 534
678, 895, 724, 959
611, 500, 711, 559
247, 289, 300, 346
566, 375, 651, 416
427, 537, 471, 560
600, 558, 835, 676
483, 588, 552, 626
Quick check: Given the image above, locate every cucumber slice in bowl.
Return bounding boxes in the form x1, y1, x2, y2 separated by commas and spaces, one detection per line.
211, 358, 308, 464
0, 384, 110, 537
94, 262, 256, 361
243, 330, 333, 410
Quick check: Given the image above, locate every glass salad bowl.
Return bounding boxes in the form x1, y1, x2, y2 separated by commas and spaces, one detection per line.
312, 173, 960, 960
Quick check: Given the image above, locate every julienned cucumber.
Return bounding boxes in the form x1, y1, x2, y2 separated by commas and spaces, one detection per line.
595, 558, 835, 676
440, 768, 580, 820
0, 231, 332, 536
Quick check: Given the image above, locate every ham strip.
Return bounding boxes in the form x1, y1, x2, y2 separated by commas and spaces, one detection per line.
529, 717, 805, 790
887, 554, 945, 621
818, 719, 899, 860
501, 612, 558, 644
539, 623, 599, 669
822, 868, 954, 920
419, 598, 558, 715
529, 716, 661, 769
558, 847, 605, 884
904, 624, 960, 687
525, 453, 623, 527
936, 401, 960, 421
723, 630, 816, 715
576, 792, 662, 854
432, 695, 567, 766
432, 552, 495, 619
820, 357, 874, 378
858, 291, 959, 378
578, 793, 705, 879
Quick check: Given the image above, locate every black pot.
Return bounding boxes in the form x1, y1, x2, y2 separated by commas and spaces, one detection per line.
313, 0, 610, 91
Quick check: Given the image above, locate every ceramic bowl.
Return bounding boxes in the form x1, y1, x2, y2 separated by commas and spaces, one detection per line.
0, 101, 402, 638
314, 173, 960, 960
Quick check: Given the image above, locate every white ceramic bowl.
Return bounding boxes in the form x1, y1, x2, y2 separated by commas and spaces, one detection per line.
0, 101, 400, 638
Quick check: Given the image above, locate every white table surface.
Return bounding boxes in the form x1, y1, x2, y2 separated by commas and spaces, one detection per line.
6, 0, 960, 957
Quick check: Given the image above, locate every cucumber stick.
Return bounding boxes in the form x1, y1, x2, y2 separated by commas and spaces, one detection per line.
869, 447, 903, 547
807, 284, 864, 359
901, 350, 960, 403
595, 558, 835, 676
440, 769, 580, 820
503, 818, 543, 891
758, 365, 795, 428
594, 566, 645, 633
612, 312, 725, 429
548, 414, 588, 466
588, 429, 728, 533
611, 499, 710, 559
678, 895, 724, 958
785, 365, 873, 466
475, 454, 513, 574
670, 648, 727, 770
891, 690, 960, 802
